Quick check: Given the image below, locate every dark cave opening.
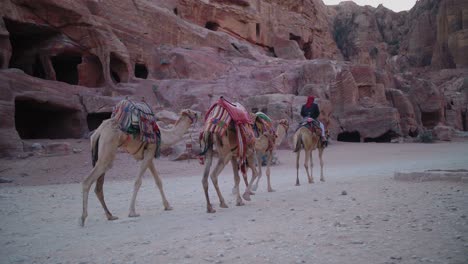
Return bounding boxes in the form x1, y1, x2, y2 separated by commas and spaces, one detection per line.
364, 130, 399, 143
337, 131, 361, 142
205, 21, 219, 31
87, 112, 112, 131
15, 98, 82, 139
51, 53, 82, 85
5, 18, 58, 79
134, 63, 148, 79
421, 111, 440, 129
110, 53, 128, 84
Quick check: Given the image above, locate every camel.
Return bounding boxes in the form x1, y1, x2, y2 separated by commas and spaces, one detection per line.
200, 127, 259, 213
80, 108, 198, 226
240, 118, 289, 193
292, 120, 326, 186
200, 98, 259, 213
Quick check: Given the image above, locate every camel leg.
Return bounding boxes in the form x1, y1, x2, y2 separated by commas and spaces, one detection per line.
148, 162, 172, 211
309, 150, 314, 184
232, 167, 249, 195
304, 150, 313, 184
265, 151, 275, 192
231, 157, 245, 206
210, 155, 229, 209
319, 147, 325, 182
81, 131, 119, 227
202, 148, 216, 213
94, 174, 118, 221
296, 150, 301, 186
252, 153, 262, 191
128, 148, 153, 217
81, 164, 107, 226
243, 154, 258, 201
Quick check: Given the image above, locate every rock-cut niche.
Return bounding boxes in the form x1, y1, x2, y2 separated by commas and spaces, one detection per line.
5, 18, 58, 80
15, 97, 82, 139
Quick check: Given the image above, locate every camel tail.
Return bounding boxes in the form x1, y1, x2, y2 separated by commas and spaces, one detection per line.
90, 129, 101, 167
293, 133, 303, 153
199, 131, 213, 156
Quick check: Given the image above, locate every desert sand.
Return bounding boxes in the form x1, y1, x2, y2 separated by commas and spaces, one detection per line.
1, 140, 467, 264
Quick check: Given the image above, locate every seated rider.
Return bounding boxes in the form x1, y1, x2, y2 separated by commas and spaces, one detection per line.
300, 96, 327, 144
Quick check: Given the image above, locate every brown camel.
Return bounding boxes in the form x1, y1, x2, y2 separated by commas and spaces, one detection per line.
80, 109, 198, 226
241, 119, 289, 193
292, 122, 326, 185
200, 127, 259, 213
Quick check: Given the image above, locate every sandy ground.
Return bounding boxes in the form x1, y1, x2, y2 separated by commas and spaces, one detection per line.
0, 140, 468, 264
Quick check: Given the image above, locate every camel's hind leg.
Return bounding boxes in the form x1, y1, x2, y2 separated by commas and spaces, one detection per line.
295, 150, 301, 186
304, 149, 313, 184
318, 147, 325, 182
94, 174, 118, 221
231, 157, 245, 206
308, 150, 314, 184
148, 162, 172, 210
202, 148, 216, 213
128, 147, 154, 217
243, 154, 258, 201
210, 155, 229, 209
81, 131, 119, 227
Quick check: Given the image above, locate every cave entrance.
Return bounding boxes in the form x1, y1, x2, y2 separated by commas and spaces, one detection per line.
364, 130, 399, 143
337, 131, 361, 142
134, 63, 148, 79
51, 53, 82, 85
15, 97, 82, 139
5, 18, 58, 79
87, 112, 112, 131
205, 21, 219, 31
421, 111, 440, 129
110, 53, 128, 84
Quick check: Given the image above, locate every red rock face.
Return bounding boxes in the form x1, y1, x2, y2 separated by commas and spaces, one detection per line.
0, 0, 467, 156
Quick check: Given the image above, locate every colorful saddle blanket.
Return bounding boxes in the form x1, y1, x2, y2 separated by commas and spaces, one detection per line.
298, 117, 321, 134
253, 112, 276, 151
111, 99, 162, 156
202, 97, 255, 162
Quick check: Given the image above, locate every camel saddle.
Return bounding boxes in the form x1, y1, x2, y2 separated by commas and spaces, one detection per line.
206, 97, 252, 125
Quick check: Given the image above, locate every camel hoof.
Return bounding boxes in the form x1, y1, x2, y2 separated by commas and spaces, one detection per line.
268, 188, 276, 193
128, 212, 140, 218
242, 193, 251, 201
79, 217, 86, 227
320, 178, 325, 182
207, 207, 216, 213
249, 190, 255, 195
236, 201, 245, 206
309, 181, 314, 184
220, 203, 229, 208
108, 215, 119, 221
164, 205, 173, 211
295, 183, 300, 186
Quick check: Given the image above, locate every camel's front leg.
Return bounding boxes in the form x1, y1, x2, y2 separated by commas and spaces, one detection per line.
319, 147, 325, 182
231, 157, 244, 206
94, 174, 118, 221
296, 150, 301, 186
148, 162, 172, 210
252, 152, 263, 192
265, 151, 275, 192
202, 148, 216, 213
128, 148, 153, 217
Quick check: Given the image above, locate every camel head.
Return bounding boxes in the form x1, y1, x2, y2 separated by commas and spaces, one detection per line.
278, 119, 289, 132
179, 109, 199, 125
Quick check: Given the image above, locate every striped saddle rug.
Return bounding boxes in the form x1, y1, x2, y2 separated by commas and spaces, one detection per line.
111, 99, 162, 155
201, 97, 255, 162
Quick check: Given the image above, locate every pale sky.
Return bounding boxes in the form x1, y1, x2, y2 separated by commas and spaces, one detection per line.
322, 0, 417, 12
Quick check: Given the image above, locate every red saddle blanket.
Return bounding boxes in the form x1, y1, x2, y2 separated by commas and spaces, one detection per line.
205, 97, 252, 125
